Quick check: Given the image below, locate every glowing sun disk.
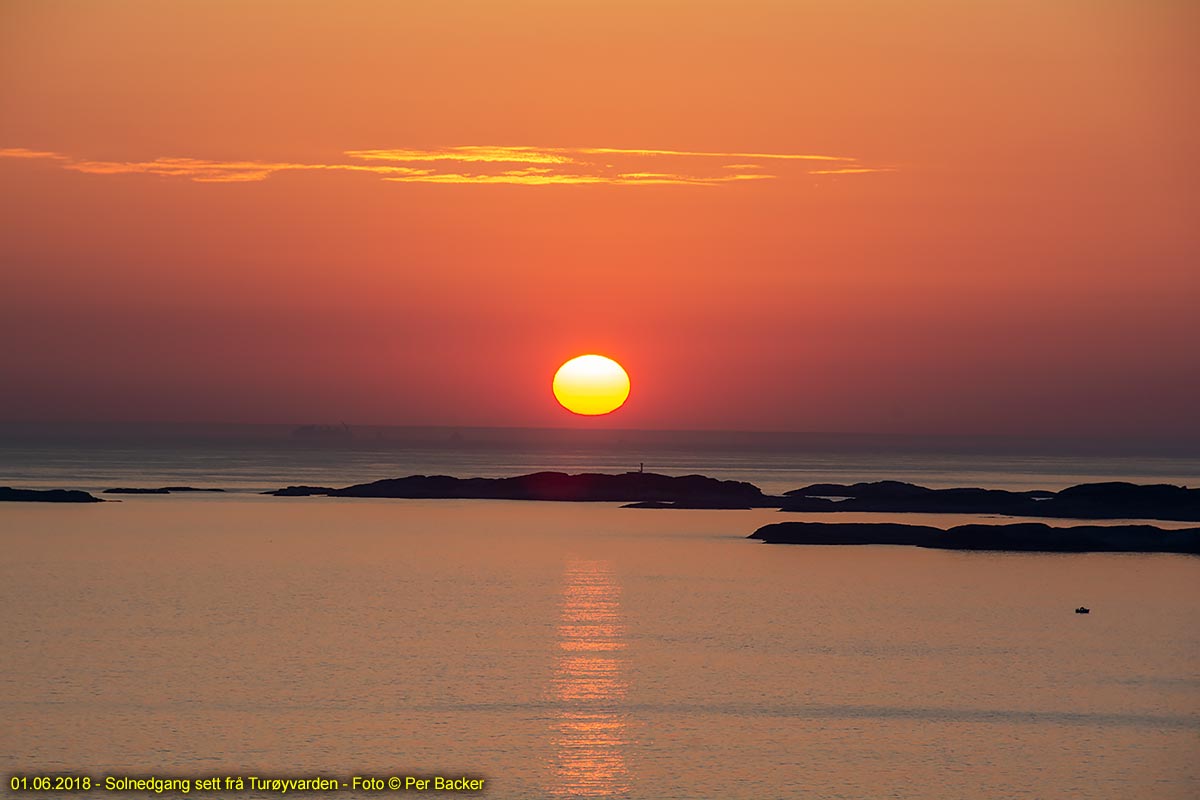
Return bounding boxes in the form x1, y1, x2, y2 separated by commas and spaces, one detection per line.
553, 355, 630, 416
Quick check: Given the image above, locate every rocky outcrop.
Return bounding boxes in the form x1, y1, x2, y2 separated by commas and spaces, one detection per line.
781, 481, 1199, 522
0, 487, 103, 503
261, 473, 1200, 521
267, 471, 772, 506
750, 521, 1200, 553
270, 485, 337, 497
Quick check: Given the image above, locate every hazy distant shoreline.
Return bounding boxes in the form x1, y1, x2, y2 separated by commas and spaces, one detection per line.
3, 421, 1199, 458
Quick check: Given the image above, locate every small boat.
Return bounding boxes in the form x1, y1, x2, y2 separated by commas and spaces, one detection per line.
1075, 606, 1090, 614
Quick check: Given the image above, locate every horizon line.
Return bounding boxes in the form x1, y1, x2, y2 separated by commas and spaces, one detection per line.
1, 419, 1197, 446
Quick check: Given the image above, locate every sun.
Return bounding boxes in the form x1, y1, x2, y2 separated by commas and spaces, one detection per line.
553, 354, 630, 416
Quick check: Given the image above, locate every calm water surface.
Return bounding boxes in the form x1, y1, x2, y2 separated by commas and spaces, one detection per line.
2, 496, 1197, 799
3, 437, 1199, 495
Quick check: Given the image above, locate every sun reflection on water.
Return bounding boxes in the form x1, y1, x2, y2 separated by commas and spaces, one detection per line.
549, 559, 629, 797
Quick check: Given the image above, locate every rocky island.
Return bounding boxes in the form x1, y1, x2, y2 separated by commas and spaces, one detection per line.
750, 521, 1200, 554
0, 487, 103, 503
267, 471, 776, 506
780, 480, 1200, 522
265, 473, 1200, 522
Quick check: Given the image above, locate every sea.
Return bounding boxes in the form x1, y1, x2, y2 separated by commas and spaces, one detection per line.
2, 425, 1198, 799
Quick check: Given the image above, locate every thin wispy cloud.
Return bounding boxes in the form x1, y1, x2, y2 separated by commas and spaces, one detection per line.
809, 166, 898, 175
0, 147, 69, 160
0, 145, 892, 186
347, 146, 576, 165
572, 147, 854, 161
65, 156, 431, 183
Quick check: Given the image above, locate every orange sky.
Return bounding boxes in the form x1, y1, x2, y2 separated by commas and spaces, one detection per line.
1, 1, 1197, 437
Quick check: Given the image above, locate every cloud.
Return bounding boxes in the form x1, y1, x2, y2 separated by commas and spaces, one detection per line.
0, 147, 68, 160
0, 145, 891, 187
59, 156, 432, 183
808, 167, 897, 175
346, 146, 577, 165
384, 171, 608, 186
572, 147, 854, 162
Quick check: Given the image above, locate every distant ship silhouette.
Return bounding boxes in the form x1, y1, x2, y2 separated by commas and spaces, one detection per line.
291, 423, 352, 441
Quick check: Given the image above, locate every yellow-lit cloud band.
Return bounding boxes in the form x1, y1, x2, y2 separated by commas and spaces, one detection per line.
0, 146, 893, 186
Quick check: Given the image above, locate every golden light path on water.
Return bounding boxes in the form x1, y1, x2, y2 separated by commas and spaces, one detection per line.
548, 560, 629, 797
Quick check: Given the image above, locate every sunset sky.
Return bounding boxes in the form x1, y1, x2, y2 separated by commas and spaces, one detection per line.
2, 1, 1196, 438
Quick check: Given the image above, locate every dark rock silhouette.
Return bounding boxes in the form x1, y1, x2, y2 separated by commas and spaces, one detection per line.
781, 481, 1199, 522
791, 480, 943, 500
753, 521, 942, 545
1075, 607, 1091, 614
1, 487, 103, 503
267, 471, 772, 506
750, 521, 1200, 554
270, 485, 337, 497
104, 487, 225, 494
263, 473, 1198, 521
